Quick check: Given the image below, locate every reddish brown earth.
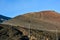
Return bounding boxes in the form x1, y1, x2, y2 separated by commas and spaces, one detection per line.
2, 10, 60, 31
1, 10, 60, 40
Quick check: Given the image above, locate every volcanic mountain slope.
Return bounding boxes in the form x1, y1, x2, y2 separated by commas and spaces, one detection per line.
2, 10, 60, 31
0, 15, 11, 23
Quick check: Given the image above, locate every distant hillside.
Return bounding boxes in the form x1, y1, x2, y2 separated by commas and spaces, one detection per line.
0, 15, 11, 23
2, 10, 60, 31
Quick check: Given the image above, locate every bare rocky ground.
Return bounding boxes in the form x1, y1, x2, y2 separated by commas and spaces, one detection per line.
0, 24, 59, 40
0, 24, 29, 40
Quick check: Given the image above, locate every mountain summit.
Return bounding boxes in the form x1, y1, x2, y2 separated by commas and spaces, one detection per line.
2, 10, 60, 31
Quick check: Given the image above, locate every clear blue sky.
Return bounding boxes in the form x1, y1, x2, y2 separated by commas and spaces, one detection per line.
0, 0, 60, 17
